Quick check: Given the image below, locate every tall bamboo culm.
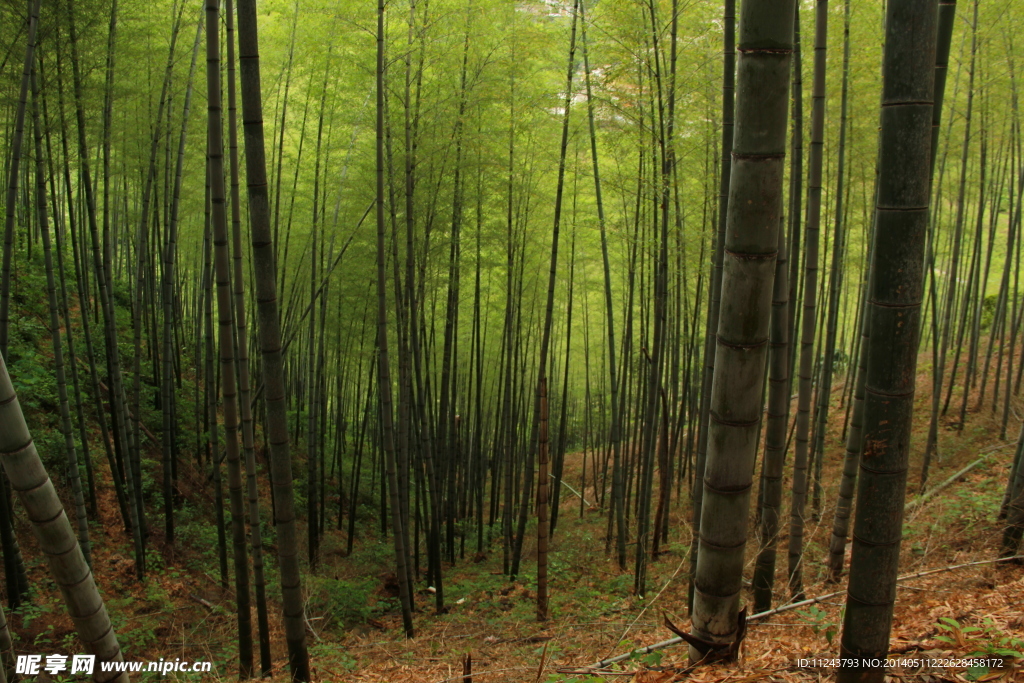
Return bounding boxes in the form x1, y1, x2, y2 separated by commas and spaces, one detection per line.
0, 350, 128, 682
837, 1, 937, 679
235, 0, 311, 677
690, 0, 794, 658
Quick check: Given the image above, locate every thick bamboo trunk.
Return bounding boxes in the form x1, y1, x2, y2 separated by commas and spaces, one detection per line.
837, 2, 937, 679
206, 0, 254, 673
690, 0, 794, 658
223, 0, 271, 664
373, 0, 416, 639
0, 353, 128, 681
235, 0, 311, 675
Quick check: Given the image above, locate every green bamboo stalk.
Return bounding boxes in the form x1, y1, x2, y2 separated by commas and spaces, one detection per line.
837, 1, 937, 678
787, 0, 828, 600
234, 0, 312, 674
690, 0, 794, 657
0, 339, 128, 682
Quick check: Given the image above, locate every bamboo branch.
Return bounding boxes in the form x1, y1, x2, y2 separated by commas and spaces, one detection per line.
550, 474, 592, 507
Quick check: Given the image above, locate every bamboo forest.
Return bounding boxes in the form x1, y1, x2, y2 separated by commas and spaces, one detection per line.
1, 0, 1024, 680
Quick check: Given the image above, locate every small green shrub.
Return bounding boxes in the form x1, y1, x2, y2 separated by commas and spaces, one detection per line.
12, 588, 51, 629
306, 576, 375, 630
933, 616, 1024, 680
797, 604, 839, 646
309, 642, 358, 671
11, 349, 58, 412
935, 616, 1024, 659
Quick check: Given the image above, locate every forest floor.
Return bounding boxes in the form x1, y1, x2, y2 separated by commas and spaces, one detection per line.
9, 357, 1024, 682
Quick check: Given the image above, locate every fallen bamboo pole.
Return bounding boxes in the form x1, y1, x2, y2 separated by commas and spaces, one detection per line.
584, 555, 1024, 670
